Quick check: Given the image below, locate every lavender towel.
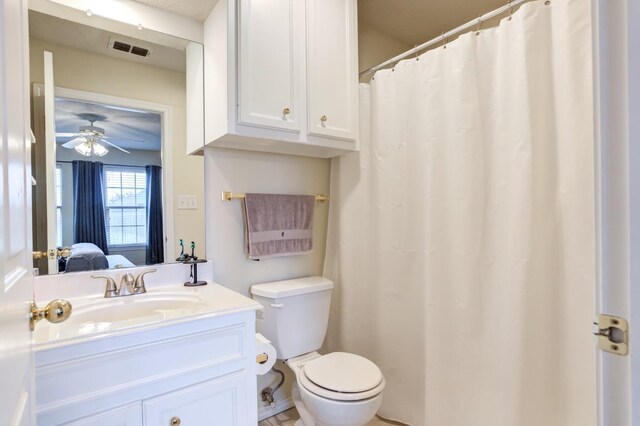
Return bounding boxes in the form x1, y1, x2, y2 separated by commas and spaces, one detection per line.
244, 193, 315, 259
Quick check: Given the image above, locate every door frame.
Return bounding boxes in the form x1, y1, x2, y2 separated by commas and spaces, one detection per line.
44, 86, 175, 267
592, 0, 640, 425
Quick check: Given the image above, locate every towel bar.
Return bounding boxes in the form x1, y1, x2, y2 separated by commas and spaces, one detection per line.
221, 191, 329, 203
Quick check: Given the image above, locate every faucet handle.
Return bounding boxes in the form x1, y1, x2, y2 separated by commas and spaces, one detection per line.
92, 274, 118, 298
134, 269, 157, 294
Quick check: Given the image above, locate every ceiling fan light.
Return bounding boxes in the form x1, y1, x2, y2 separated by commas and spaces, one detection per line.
93, 143, 109, 157
74, 142, 92, 156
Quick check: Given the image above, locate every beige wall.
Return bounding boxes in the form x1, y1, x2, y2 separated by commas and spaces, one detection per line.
199, 22, 408, 415
204, 147, 330, 413
29, 38, 205, 260
358, 21, 411, 81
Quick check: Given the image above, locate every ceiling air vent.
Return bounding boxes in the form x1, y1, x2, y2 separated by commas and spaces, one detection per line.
108, 37, 152, 59
130, 46, 150, 57
112, 41, 131, 53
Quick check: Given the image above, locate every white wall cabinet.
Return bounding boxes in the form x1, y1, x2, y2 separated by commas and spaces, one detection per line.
35, 311, 257, 425
203, 0, 359, 158
238, 0, 304, 132
306, 0, 358, 141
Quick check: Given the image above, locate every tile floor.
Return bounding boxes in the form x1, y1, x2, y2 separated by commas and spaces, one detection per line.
258, 408, 401, 426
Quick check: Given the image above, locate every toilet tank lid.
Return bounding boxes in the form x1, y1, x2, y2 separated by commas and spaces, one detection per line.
251, 276, 334, 299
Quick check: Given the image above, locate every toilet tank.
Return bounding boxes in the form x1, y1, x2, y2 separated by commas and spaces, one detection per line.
251, 276, 334, 360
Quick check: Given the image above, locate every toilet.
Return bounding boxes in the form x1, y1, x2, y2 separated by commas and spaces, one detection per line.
251, 276, 385, 426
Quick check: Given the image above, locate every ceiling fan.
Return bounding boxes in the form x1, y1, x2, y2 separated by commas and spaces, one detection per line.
56, 113, 142, 157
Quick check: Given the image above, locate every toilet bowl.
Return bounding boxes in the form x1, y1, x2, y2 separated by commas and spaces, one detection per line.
287, 352, 384, 426
250, 276, 385, 426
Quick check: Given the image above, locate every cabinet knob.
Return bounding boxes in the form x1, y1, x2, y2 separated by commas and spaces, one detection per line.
283, 107, 291, 115
320, 115, 328, 123
170, 416, 181, 426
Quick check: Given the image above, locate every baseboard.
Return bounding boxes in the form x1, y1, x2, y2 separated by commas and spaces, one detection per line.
257, 397, 294, 421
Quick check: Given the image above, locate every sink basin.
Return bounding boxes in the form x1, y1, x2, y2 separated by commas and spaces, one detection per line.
70, 292, 206, 324
31, 285, 244, 347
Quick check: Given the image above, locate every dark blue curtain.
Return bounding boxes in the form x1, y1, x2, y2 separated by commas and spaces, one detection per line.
145, 165, 164, 264
72, 160, 109, 254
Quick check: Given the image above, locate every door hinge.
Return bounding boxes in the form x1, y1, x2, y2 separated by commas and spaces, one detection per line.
593, 314, 628, 356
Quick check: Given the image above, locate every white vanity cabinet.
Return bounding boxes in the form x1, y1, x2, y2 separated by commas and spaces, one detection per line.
62, 403, 142, 425
35, 310, 257, 426
203, 0, 359, 158
143, 372, 247, 424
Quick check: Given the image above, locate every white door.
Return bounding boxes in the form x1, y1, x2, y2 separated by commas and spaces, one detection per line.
306, 0, 358, 141
238, 0, 305, 132
593, 1, 640, 425
0, 0, 36, 425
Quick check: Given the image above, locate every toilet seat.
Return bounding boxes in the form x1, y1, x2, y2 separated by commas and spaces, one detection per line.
297, 352, 385, 401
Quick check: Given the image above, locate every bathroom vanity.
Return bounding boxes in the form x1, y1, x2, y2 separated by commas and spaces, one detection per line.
32, 263, 261, 425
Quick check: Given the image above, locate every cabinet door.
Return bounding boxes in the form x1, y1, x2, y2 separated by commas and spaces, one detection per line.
238, 0, 304, 132
143, 371, 249, 425
62, 403, 142, 426
306, 0, 358, 141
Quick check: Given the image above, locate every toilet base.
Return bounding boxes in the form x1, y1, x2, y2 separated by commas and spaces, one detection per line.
292, 382, 316, 426
291, 381, 382, 426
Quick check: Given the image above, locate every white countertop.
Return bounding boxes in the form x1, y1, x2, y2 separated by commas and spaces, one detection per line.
32, 262, 261, 351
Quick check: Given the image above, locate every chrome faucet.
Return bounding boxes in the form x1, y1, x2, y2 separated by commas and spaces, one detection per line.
92, 269, 157, 298
118, 273, 136, 296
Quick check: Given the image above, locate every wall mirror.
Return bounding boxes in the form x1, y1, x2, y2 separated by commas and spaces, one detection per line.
29, 8, 205, 275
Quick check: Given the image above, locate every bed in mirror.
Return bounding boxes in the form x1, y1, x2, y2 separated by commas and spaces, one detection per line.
29, 9, 205, 275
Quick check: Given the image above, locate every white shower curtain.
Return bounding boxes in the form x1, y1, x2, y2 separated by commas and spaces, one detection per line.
323, 0, 596, 425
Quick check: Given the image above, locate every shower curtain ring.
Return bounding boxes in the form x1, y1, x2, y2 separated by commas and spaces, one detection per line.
475, 17, 483, 35
441, 32, 448, 49
415, 45, 419, 61
508, 0, 513, 20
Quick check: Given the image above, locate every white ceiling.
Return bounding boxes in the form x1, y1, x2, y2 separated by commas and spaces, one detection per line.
130, 0, 510, 55
358, 0, 506, 46
29, 10, 187, 72
132, 0, 218, 22
55, 98, 162, 152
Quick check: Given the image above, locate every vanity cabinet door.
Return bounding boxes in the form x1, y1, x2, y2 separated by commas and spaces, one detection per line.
62, 403, 142, 426
143, 370, 249, 425
306, 0, 358, 141
238, 0, 305, 132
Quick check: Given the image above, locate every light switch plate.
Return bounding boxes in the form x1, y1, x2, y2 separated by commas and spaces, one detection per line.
177, 195, 197, 210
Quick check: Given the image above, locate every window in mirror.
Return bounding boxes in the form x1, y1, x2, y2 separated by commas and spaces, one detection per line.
104, 166, 147, 247
55, 164, 62, 247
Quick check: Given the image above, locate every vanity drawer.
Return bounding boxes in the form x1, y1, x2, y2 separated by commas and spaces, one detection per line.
61, 403, 141, 426
36, 320, 248, 415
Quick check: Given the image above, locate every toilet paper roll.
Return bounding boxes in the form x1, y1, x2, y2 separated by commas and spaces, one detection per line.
255, 333, 277, 375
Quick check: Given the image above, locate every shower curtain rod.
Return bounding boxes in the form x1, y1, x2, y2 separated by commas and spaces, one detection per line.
359, 0, 533, 78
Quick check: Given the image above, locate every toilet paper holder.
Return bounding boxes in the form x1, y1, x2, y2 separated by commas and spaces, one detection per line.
256, 353, 269, 364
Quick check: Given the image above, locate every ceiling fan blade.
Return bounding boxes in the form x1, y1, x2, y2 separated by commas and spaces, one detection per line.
61, 137, 86, 148
100, 139, 131, 154
102, 135, 145, 143
55, 132, 78, 137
